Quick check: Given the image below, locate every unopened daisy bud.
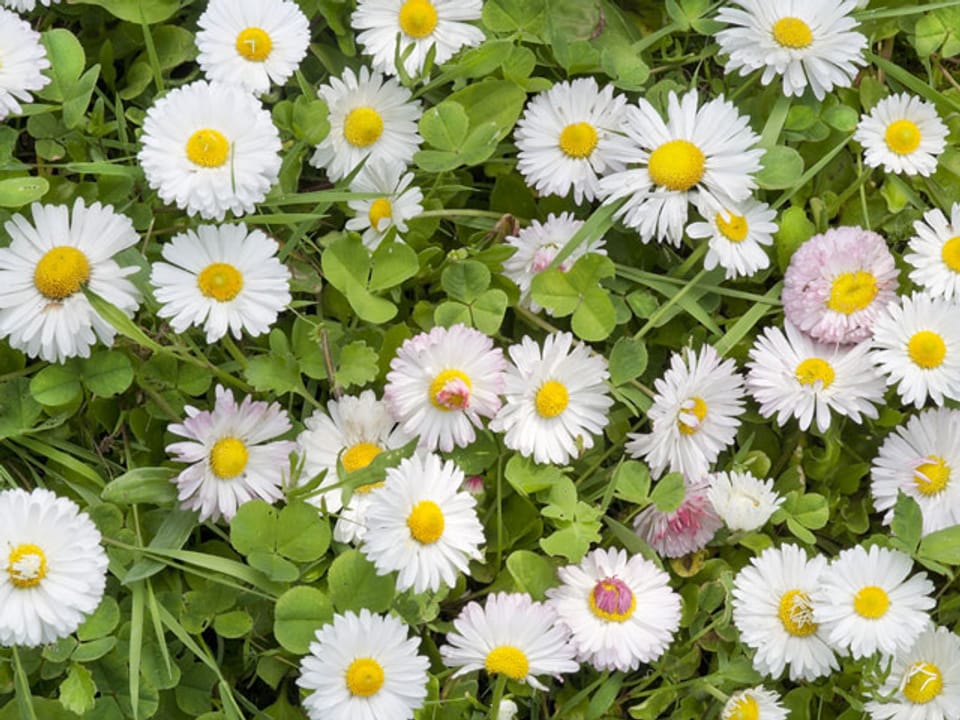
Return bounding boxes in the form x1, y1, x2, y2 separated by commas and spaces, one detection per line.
707, 471, 783, 532
462, 475, 485, 495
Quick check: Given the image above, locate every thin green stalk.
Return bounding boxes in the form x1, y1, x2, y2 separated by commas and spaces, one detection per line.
635, 268, 708, 339
489, 675, 507, 720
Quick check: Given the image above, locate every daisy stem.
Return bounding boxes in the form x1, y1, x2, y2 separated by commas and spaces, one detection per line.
488, 675, 507, 720
634, 267, 709, 340
221, 335, 248, 369
700, 681, 728, 703
857, 155, 871, 230
514, 305, 562, 335
11, 647, 38, 720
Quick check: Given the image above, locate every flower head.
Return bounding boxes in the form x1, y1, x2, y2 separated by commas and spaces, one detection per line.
0, 7, 50, 121
345, 161, 424, 250
687, 197, 777, 279
633, 478, 722, 558
855, 93, 948, 176
722, 686, 788, 720
706, 471, 783, 532
906, 203, 960, 302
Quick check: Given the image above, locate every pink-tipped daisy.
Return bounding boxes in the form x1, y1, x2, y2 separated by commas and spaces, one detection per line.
632, 478, 723, 558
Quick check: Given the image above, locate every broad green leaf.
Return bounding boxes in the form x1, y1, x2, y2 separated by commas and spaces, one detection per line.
650, 473, 685, 513
59, 664, 96, 715
38, 29, 85, 102
608, 337, 648, 385
530, 270, 580, 317
442, 260, 491, 303
919, 525, 960, 565
81, 350, 133, 396
29, 362, 83, 406
213, 611, 253, 640
0, 379, 42, 440
505, 454, 566, 495
369, 239, 419, 291
77, 597, 120, 641
327, 549, 395, 613
445, 79, 527, 143
102, 468, 176, 505
276, 502, 331, 562
774, 206, 816, 271
274, 587, 334, 654
613, 461, 651, 504
75, 0, 180, 24
336, 341, 380, 389
419, 101, 470, 151
0, 176, 49, 208
756, 145, 804, 190
471, 289, 508, 335
292, 96, 330, 145
571, 286, 616, 341
230, 501, 279, 556
506, 550, 557, 600
891, 492, 922, 555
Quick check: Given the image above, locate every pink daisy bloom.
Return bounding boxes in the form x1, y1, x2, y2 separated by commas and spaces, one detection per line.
632, 478, 722, 558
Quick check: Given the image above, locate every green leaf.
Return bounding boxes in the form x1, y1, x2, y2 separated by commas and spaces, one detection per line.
608, 337, 648, 385
613, 461, 651, 504
77, 597, 120, 641
327, 549, 395, 613
81, 350, 134, 396
650, 473, 685, 513
75, 0, 180, 23
245, 351, 302, 396
369, 239, 419, 292
822, 104, 859, 133
419, 101, 470, 151
539, 520, 601, 562
0, 378, 42, 440
482, 0, 546, 35
102, 468, 177, 505
919, 525, 960, 565
274, 586, 334, 654
470, 289, 508, 335
29, 362, 83, 406
72, 636, 117, 662
530, 270, 580, 316
246, 551, 299, 582
230, 501, 279, 556
774, 206, 816, 271
790, 493, 829, 529
505, 454, 566, 495
292, 96, 330, 146
39, 29, 85, 102
0, 176, 49, 208
276, 502, 331, 562
213, 611, 253, 640
506, 550, 557, 600
756, 146, 804, 190
445, 79, 527, 144
571, 286, 616, 341
442, 260, 491, 303
59, 664, 96, 715
335, 342, 380, 389
891, 493, 923, 555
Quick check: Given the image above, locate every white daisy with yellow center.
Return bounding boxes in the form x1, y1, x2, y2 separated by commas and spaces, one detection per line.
166, 385, 297, 523
0, 7, 50, 121
707, 471, 784, 533
855, 93, 948, 177
345, 160, 424, 250
906, 203, 960, 302
687, 197, 777, 279
722, 686, 788, 720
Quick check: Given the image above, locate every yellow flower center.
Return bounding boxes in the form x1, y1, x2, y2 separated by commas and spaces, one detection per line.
398, 0, 438, 39
772, 17, 814, 49
235, 27, 273, 62
678, 396, 708, 435
368, 198, 393, 231
484, 646, 529, 681
345, 658, 385, 697
406, 500, 445, 544
341, 442, 382, 474
647, 139, 706, 192
853, 585, 890, 619
885, 120, 922, 156
908, 330, 947, 369
185, 128, 230, 168
777, 589, 817, 637
914, 456, 950, 496
558, 122, 598, 159
726, 695, 760, 720
535, 380, 569, 418
197, 262, 244, 302
33, 246, 91, 300
716, 212, 749, 243
795, 357, 835, 389
826, 271, 878, 315
902, 662, 943, 704
942, 235, 960, 272
209, 437, 249, 480
429, 369, 472, 411
588, 577, 637, 623
344, 107, 384, 148
7, 544, 47, 589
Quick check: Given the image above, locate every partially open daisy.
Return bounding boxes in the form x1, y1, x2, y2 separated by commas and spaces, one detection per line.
0, 488, 108, 647
352, 0, 484, 79
706, 471, 784, 533
196, 0, 310, 96
546, 547, 681, 672
440, 592, 579, 691
0, 199, 141, 364
855, 93, 948, 177
732, 544, 838, 681
297, 609, 429, 720
906, 203, 960, 302
746, 321, 886, 432
490, 332, 613, 465
633, 478, 723, 558
598, 91, 764, 246
345, 161, 424, 250
139, 80, 282, 220
715, 0, 867, 100
150, 223, 291, 343
0, 7, 50, 121
310, 66, 421, 182
687, 197, 777, 280
871, 408, 960, 537
869, 293, 960, 408
385, 323, 505, 452
515, 77, 632, 205
722, 686, 788, 720
626, 345, 746, 480
782, 226, 898, 344
166, 385, 297, 523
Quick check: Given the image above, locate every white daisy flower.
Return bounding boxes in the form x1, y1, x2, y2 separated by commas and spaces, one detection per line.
0, 199, 141, 364
866, 625, 960, 720
1, 0, 59, 11
352, 0, 484, 79
502, 212, 607, 314
310, 66, 421, 182
489, 332, 613, 465
869, 293, 960, 408
345, 161, 424, 250
905, 203, 960, 302
706, 471, 784, 532
626, 345, 746, 480
0, 488, 108, 648
687, 196, 777, 279
440, 592, 579, 691
546, 547, 681, 672
0, 7, 50, 121
732, 544, 838, 681
514, 77, 632, 204
714, 0, 867, 101
361, 452, 484, 593
746, 321, 886, 433
855, 93, 948, 177
150, 224, 291, 343
722, 686, 788, 720
633, 477, 723, 558
166, 385, 297, 523
871, 408, 960, 537
598, 90, 763, 246
813, 545, 934, 659
138, 80, 281, 221
297, 609, 429, 720
384, 323, 505, 452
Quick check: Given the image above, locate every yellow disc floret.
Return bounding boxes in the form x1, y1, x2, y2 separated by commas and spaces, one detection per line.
827, 271, 878, 315
558, 122, 599, 159
885, 120, 922, 156
429, 369, 472, 411
853, 585, 890, 619
341, 442, 382, 473
648, 139, 706, 192
33, 246, 91, 300
368, 198, 393, 230
914, 456, 950, 496
407, 500, 445, 544
716, 212, 749, 243
484, 645, 530, 681
186, 128, 230, 168
7, 544, 48, 589
235, 27, 273, 62
902, 661, 943, 704
907, 330, 947, 369
197, 262, 244, 302
777, 589, 817, 637
345, 658, 385, 697
941, 235, 960, 273
678, 396, 708, 435
535, 380, 570, 419
726, 695, 760, 720
398, 0, 439, 39
210, 437, 249, 479
344, 107, 384, 148
795, 357, 835, 389
772, 17, 814, 49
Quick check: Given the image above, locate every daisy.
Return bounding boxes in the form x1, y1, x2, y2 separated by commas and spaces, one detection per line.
722, 687, 788, 720
782, 226, 898, 344
361, 452, 484, 593
310, 66, 421, 182
150, 223, 291, 343
0, 199, 141, 364
714, 0, 867, 100
514, 77, 632, 204
686, 197, 777, 279
546, 547, 682, 671
598, 90, 764, 246
732, 544, 838, 681
746, 321, 886, 432
0, 488, 108, 647
1, 0, 59, 11
138, 80, 282, 220
869, 293, 960, 408
0, 7, 50, 121
871, 408, 960, 537
813, 545, 934, 659
906, 203, 960, 302
626, 344, 746, 480
489, 332, 614, 465
195, 0, 310, 96
502, 212, 607, 314
297, 609, 429, 720
633, 478, 723, 558
384, 323, 505, 452
352, 0, 484, 79
345, 161, 424, 250
706, 471, 784, 532
440, 592, 579, 691
166, 385, 297, 523
855, 93, 948, 176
